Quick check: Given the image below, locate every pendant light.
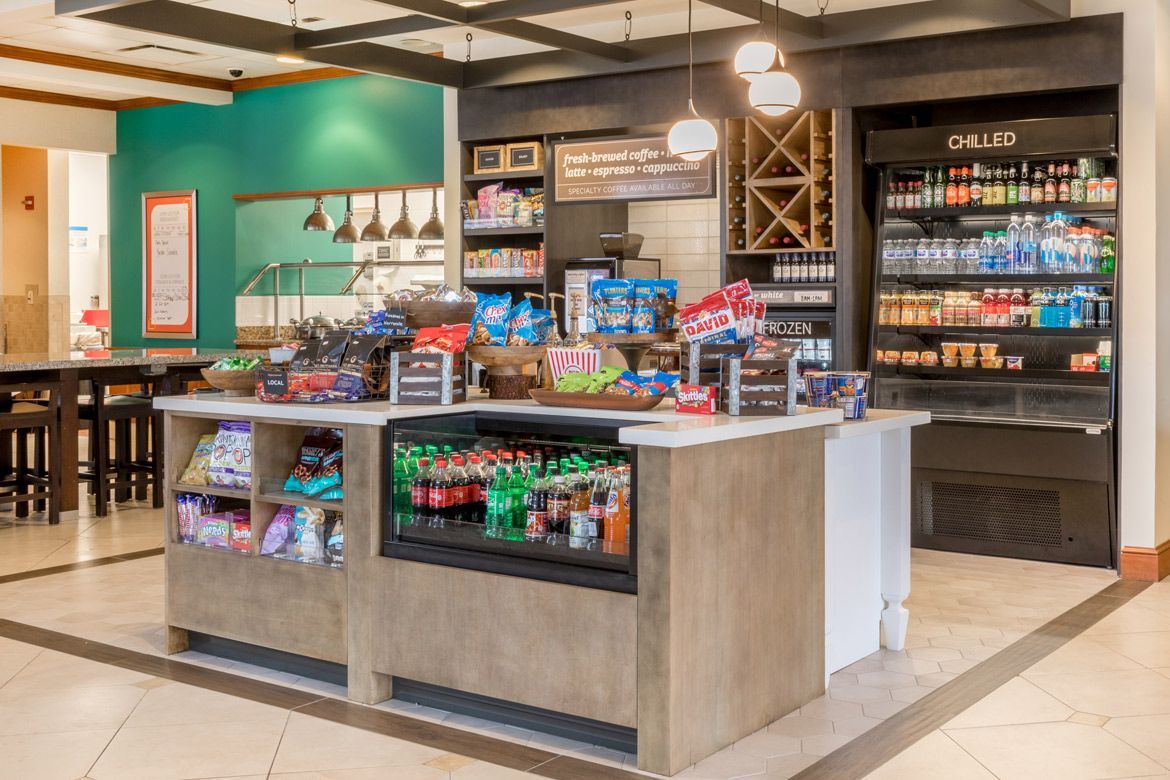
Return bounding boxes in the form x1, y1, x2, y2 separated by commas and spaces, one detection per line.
734, 2, 779, 81
747, 0, 801, 117
332, 195, 362, 243
388, 190, 418, 240
417, 188, 445, 241
303, 196, 334, 231
360, 192, 390, 242
667, 0, 717, 162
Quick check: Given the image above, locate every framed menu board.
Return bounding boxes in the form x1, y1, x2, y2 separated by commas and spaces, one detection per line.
143, 189, 197, 339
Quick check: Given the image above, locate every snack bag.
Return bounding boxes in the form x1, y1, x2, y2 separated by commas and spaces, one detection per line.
283, 429, 342, 493
468, 292, 511, 346
679, 296, 740, 344
412, 323, 470, 353
195, 513, 230, 548
585, 365, 624, 393
631, 280, 657, 334
591, 279, 634, 334
477, 183, 501, 225
745, 334, 801, 361
309, 331, 350, 399
653, 279, 680, 328
506, 299, 541, 346
324, 514, 344, 568
304, 446, 343, 498
261, 504, 296, 557
530, 309, 555, 344
208, 421, 252, 489
288, 341, 321, 401
178, 434, 215, 485
294, 506, 327, 564
229, 510, 252, 553
330, 334, 388, 401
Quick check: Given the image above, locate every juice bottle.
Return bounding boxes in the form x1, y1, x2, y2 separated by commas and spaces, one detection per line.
964, 293, 981, 327
1009, 288, 1027, 328
980, 289, 996, 327
941, 292, 956, 327
603, 469, 628, 555
928, 290, 942, 326
915, 290, 931, 326
996, 289, 1011, 328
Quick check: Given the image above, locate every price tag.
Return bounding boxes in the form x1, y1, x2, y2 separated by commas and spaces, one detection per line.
794, 289, 834, 304
384, 305, 407, 330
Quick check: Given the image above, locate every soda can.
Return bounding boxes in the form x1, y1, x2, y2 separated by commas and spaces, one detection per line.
1070, 178, 1087, 204
1086, 179, 1102, 202
1081, 296, 1097, 328
1096, 296, 1112, 328
1101, 177, 1118, 203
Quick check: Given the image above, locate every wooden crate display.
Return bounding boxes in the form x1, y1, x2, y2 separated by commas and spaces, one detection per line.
720, 356, 799, 416
389, 352, 466, 405
726, 109, 835, 253
680, 342, 749, 386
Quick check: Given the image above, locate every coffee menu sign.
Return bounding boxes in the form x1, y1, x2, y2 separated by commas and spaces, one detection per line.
866, 115, 1117, 165
552, 136, 715, 203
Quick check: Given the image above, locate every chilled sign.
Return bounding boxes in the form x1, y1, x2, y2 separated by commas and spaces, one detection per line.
948, 131, 1016, 151
552, 136, 715, 203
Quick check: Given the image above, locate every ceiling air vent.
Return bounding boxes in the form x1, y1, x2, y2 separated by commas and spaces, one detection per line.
116, 44, 204, 56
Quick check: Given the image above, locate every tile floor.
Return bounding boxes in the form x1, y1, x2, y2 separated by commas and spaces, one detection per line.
863, 577, 1170, 780
0, 494, 1125, 779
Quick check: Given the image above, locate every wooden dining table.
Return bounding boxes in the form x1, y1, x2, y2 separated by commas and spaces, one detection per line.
0, 348, 244, 513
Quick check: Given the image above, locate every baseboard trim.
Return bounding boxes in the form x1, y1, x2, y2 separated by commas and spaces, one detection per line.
1119, 540, 1170, 581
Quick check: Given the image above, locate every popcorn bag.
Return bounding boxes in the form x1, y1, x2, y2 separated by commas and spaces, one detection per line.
546, 347, 601, 384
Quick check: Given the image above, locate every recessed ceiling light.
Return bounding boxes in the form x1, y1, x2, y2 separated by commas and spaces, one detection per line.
399, 38, 435, 48
275, 54, 305, 64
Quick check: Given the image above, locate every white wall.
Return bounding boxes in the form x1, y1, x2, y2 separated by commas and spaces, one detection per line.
628, 197, 722, 307
0, 99, 115, 154
67, 151, 109, 316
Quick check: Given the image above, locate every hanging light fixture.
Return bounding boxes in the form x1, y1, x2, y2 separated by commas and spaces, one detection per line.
417, 188, 445, 241
332, 195, 362, 243
360, 192, 390, 242
303, 196, 334, 232
747, 0, 801, 117
734, 1, 779, 81
388, 190, 418, 239
667, 0, 717, 162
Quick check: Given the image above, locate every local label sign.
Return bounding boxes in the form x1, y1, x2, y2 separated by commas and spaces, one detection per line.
553, 136, 715, 203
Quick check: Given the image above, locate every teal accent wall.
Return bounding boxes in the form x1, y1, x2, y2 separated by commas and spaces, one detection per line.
110, 75, 443, 347
235, 196, 354, 296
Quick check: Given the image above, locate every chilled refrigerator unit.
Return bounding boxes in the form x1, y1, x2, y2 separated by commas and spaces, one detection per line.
865, 115, 1119, 567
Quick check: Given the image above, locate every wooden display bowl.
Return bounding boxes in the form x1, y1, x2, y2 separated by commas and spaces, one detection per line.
200, 368, 257, 397
529, 389, 667, 412
466, 345, 547, 375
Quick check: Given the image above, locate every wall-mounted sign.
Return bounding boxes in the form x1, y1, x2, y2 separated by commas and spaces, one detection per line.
143, 189, 197, 339
755, 288, 834, 305
762, 317, 833, 338
866, 115, 1117, 165
552, 135, 715, 203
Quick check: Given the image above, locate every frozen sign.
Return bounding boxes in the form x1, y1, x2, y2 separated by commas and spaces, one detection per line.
553, 136, 714, 203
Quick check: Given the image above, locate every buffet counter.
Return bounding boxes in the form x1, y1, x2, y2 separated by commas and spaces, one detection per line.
155, 394, 926, 775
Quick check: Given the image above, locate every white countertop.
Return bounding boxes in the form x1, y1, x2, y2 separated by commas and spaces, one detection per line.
823, 408, 932, 439
154, 394, 846, 448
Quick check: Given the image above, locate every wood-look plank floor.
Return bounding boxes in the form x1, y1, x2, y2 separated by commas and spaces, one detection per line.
790, 579, 1148, 780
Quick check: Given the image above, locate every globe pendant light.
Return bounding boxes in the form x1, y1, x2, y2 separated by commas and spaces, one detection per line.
417, 188, 445, 241
388, 190, 419, 240
748, 0, 800, 117
734, 39, 779, 80
360, 192, 390, 242
332, 195, 362, 243
667, 0, 717, 162
303, 196, 334, 231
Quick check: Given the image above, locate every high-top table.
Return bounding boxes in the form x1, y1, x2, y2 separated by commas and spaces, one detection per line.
0, 348, 242, 513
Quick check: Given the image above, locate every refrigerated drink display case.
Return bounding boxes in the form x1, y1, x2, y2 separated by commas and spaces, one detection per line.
762, 310, 834, 395
865, 114, 1119, 567
385, 411, 638, 593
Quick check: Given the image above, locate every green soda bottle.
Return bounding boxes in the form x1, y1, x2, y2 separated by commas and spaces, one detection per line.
392, 456, 411, 520
485, 466, 510, 540
508, 466, 527, 539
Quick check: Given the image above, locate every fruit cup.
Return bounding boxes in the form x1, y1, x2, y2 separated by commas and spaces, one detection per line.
941, 342, 960, 357
959, 343, 978, 358
979, 343, 999, 358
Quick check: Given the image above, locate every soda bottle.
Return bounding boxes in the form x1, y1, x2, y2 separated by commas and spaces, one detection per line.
524, 467, 549, 541
945, 167, 957, 207
547, 475, 571, 539
603, 468, 629, 555
957, 166, 970, 206
428, 459, 451, 527
567, 465, 590, 542
449, 457, 471, 524
464, 455, 485, 523
506, 466, 526, 539
485, 466, 511, 540
393, 455, 411, 520
411, 457, 431, 526
1100, 232, 1116, 274
587, 468, 610, 545
1006, 162, 1019, 205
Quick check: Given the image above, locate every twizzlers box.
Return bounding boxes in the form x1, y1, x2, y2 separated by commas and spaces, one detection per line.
675, 384, 718, 414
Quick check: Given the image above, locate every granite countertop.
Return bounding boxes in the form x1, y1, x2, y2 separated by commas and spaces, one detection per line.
0, 348, 255, 372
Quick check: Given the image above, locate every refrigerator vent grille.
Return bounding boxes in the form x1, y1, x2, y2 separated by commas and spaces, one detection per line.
919, 481, 1062, 547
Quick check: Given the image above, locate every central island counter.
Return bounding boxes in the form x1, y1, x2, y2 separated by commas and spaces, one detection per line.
154, 395, 925, 775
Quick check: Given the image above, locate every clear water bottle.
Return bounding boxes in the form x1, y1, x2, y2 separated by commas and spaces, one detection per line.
915, 237, 931, 274
1050, 211, 1069, 273
978, 231, 994, 274
993, 231, 1008, 273
1019, 214, 1038, 273
882, 239, 895, 275
961, 237, 981, 274
1006, 214, 1021, 273
941, 237, 959, 274
1040, 214, 1055, 272
928, 239, 944, 274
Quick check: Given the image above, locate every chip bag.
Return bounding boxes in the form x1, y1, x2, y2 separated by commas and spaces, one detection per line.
506, 299, 541, 346
178, 434, 215, 486
468, 292, 511, 346
591, 279, 634, 334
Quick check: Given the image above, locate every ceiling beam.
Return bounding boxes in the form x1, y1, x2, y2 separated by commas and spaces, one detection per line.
0, 55, 232, 104
1014, 0, 1071, 19
0, 84, 117, 111
296, 17, 456, 49
468, 0, 630, 24
0, 41, 230, 91
698, 0, 824, 40
80, 0, 463, 87
368, 0, 630, 60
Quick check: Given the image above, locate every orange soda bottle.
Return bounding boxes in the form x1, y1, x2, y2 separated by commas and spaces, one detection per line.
604, 467, 631, 555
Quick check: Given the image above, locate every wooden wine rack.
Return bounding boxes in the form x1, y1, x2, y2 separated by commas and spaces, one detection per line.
726, 109, 835, 254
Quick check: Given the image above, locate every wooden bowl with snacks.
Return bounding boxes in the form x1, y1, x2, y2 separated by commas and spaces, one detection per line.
200, 369, 257, 397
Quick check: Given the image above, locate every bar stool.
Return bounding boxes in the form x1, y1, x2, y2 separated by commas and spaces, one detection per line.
79, 377, 163, 516
0, 381, 61, 525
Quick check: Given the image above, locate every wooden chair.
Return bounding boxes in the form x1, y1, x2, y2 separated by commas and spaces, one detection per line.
0, 381, 61, 525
